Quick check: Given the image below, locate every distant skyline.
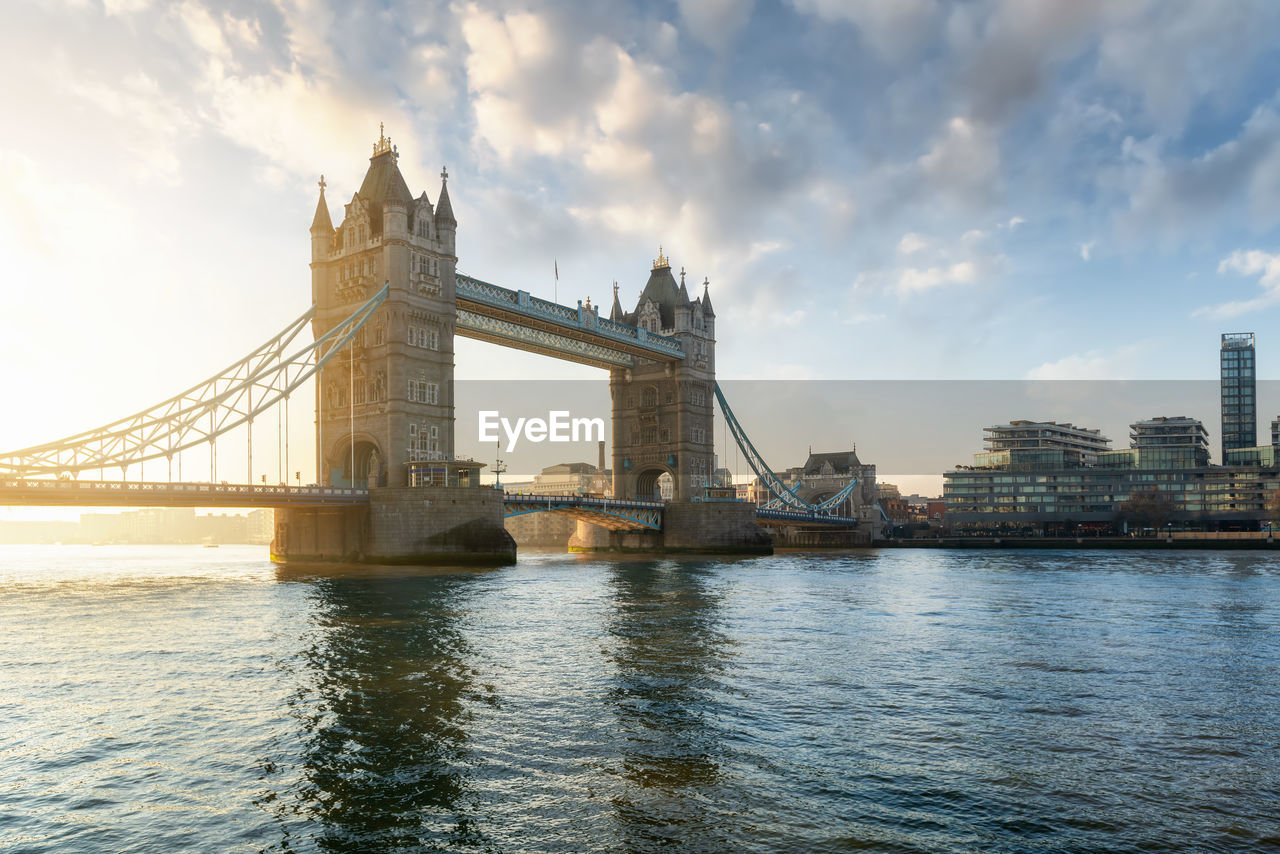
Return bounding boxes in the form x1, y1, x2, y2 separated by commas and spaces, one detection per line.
3, 1, 1280, 497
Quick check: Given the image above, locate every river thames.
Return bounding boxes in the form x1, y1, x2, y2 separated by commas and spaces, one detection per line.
2, 545, 1278, 852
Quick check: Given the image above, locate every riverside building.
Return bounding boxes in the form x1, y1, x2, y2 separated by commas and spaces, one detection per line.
1221, 332, 1257, 461
944, 416, 1279, 535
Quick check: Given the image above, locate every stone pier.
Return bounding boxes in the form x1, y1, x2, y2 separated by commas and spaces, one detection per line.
272, 486, 515, 566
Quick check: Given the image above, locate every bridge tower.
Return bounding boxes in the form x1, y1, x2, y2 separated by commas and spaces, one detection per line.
309, 127, 458, 488
277, 129, 512, 565
608, 250, 717, 502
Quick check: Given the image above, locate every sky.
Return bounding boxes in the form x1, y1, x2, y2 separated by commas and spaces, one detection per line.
3, 0, 1280, 499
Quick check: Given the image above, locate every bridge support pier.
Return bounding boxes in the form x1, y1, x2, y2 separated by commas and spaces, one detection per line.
568, 501, 772, 555
272, 486, 515, 566
765, 525, 871, 548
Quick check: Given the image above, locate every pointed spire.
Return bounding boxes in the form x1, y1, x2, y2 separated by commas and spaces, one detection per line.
677, 267, 691, 306
310, 174, 333, 234
435, 165, 456, 225
701, 276, 715, 316
609, 280, 623, 321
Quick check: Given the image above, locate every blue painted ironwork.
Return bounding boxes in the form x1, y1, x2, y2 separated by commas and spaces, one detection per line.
503, 494, 663, 531
714, 382, 815, 512
763, 479, 804, 510
456, 272, 685, 364
455, 309, 635, 369
715, 381, 861, 516
0, 285, 390, 478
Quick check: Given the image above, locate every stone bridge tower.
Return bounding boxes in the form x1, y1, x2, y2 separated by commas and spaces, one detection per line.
309, 127, 457, 487
608, 250, 717, 502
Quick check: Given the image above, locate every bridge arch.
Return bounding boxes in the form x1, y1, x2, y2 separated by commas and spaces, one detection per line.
327, 433, 384, 488
632, 466, 673, 501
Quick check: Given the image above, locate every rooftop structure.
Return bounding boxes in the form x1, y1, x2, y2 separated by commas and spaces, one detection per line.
1129, 416, 1210, 468
974, 421, 1111, 470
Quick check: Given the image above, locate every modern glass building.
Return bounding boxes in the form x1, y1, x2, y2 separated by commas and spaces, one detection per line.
1221, 332, 1256, 461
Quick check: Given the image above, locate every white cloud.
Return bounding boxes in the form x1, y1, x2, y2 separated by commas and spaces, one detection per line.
176, 1, 231, 60
897, 260, 977, 295
1026, 345, 1142, 381
59, 66, 195, 181
1080, 241, 1095, 261
1193, 249, 1280, 318
857, 226, 1005, 299
917, 116, 1001, 208
1003, 215, 1025, 229
103, 0, 153, 14
897, 232, 927, 254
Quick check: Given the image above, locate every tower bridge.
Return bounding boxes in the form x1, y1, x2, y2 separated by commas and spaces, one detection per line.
0, 129, 874, 563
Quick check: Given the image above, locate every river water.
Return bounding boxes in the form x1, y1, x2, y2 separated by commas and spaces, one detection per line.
1, 545, 1278, 852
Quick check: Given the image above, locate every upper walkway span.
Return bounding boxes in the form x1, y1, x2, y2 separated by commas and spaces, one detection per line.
455, 273, 685, 370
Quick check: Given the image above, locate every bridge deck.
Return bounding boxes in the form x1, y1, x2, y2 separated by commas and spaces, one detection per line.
456, 274, 685, 370
504, 494, 664, 531
0, 479, 369, 508
0, 480, 860, 532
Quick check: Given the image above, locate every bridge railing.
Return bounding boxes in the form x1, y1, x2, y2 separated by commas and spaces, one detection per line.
457, 274, 684, 358
503, 494, 664, 510
0, 479, 368, 502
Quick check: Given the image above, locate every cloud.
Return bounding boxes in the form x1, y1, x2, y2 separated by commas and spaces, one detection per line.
856, 225, 1005, 299
58, 65, 195, 182
916, 116, 1001, 209
1121, 99, 1280, 236
1097, 1, 1280, 135
460, 3, 828, 300
1003, 215, 1024, 229
791, 0, 940, 61
1080, 241, 1095, 261
1026, 345, 1142, 380
946, 0, 1114, 123
897, 260, 978, 295
676, 0, 753, 53
1193, 249, 1280, 318
897, 232, 927, 254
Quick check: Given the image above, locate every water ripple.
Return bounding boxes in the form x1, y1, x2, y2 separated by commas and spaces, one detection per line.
1, 545, 1279, 851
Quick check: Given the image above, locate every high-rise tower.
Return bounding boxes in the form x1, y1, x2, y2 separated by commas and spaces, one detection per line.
1220, 332, 1256, 461
309, 127, 458, 487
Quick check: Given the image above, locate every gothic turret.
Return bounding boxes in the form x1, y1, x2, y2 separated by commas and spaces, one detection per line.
701, 277, 715, 337
675, 266, 692, 331
609, 281, 623, 321
434, 167, 456, 256
310, 175, 333, 262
